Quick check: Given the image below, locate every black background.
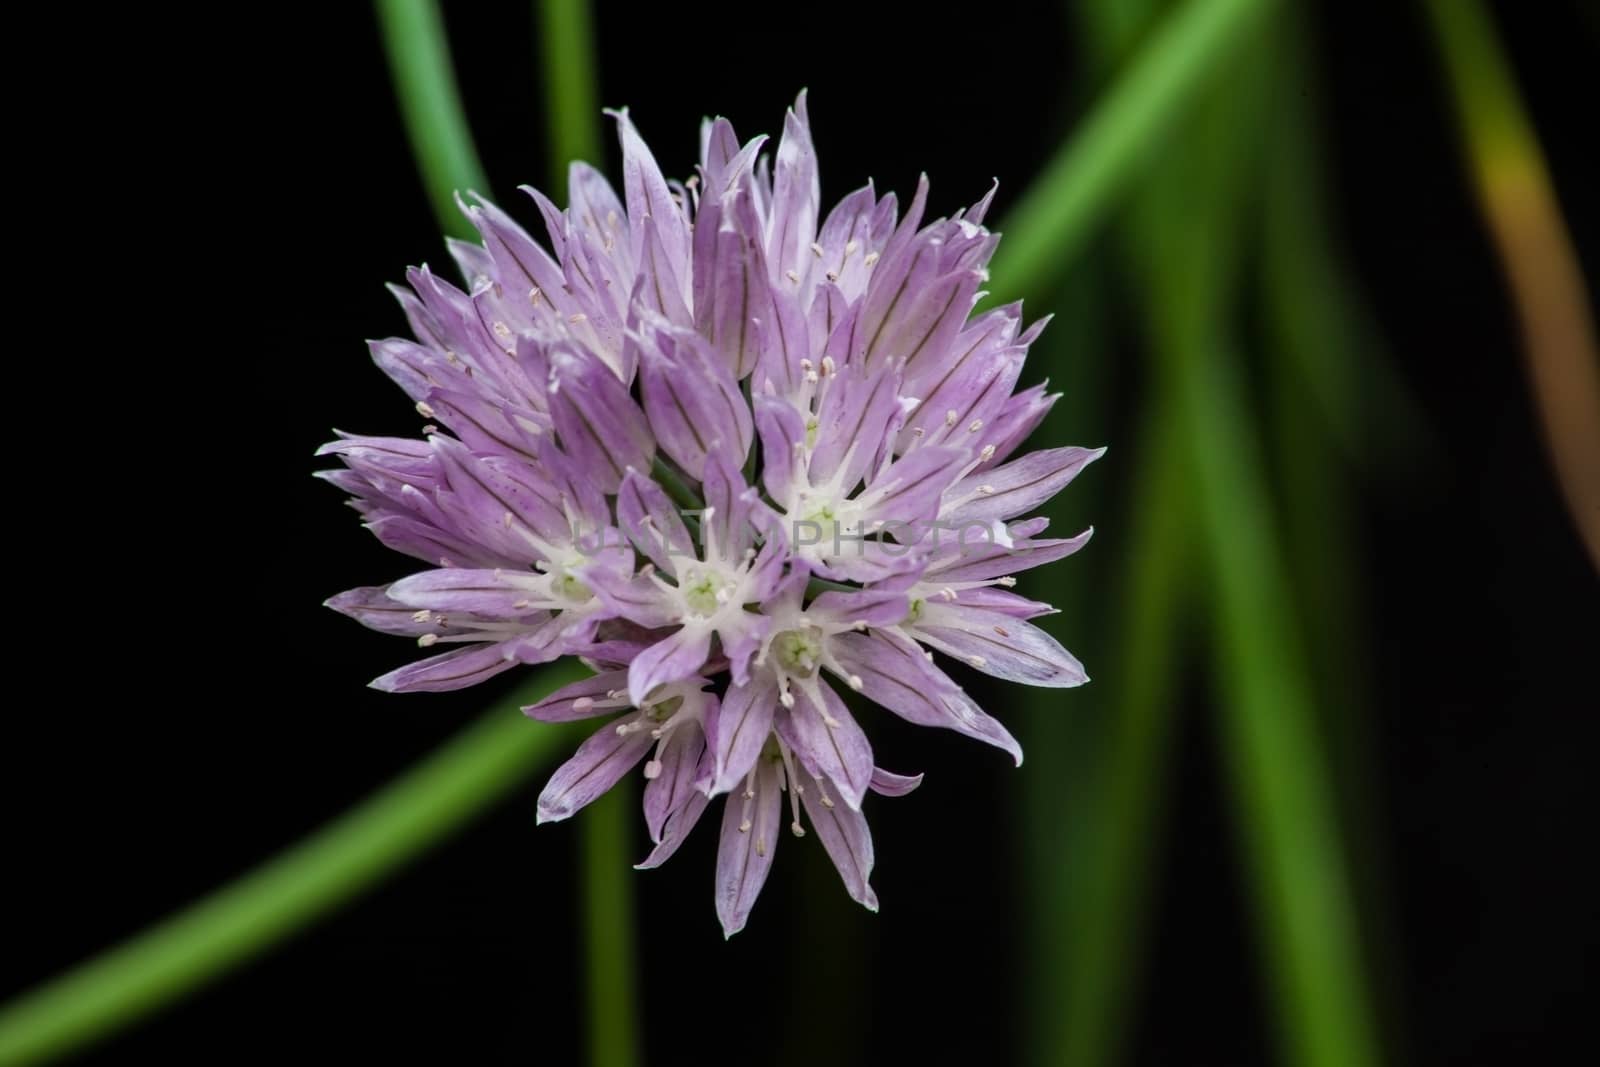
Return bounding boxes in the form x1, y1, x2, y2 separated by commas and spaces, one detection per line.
4, 2, 1596, 1064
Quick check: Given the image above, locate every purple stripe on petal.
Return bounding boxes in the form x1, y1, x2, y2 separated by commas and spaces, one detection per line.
536, 717, 655, 823
715, 756, 782, 937
523, 669, 630, 721
943, 446, 1106, 524
704, 678, 777, 796
914, 606, 1088, 688
778, 685, 873, 811
635, 790, 709, 870
628, 624, 713, 707
830, 630, 1022, 764
645, 717, 708, 844
799, 769, 878, 911
370, 641, 520, 693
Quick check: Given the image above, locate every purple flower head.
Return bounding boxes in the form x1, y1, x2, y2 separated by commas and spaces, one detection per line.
322, 93, 1102, 936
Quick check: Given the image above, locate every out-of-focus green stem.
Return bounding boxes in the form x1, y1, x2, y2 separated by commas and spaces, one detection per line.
579, 786, 640, 1067
375, 0, 492, 239
1171, 333, 1381, 1067
1075, 2, 1381, 1061
533, 9, 641, 1065
0, 667, 587, 1067
988, 0, 1275, 305
1421, 0, 1600, 571
538, 0, 604, 187
1047, 415, 1191, 1067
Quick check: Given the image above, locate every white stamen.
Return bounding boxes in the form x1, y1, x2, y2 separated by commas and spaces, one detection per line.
968, 419, 984, 433
415, 401, 436, 419
844, 239, 859, 256
810, 242, 824, 258
417, 633, 438, 647
848, 674, 864, 691
573, 696, 594, 711
643, 759, 663, 780
411, 609, 431, 623
945, 409, 960, 426
863, 251, 880, 267
786, 269, 800, 283
968, 654, 987, 668
569, 313, 587, 324
994, 625, 1011, 637
997, 576, 1017, 587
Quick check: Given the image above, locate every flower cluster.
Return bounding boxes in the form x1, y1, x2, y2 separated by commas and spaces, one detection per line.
321, 94, 1100, 936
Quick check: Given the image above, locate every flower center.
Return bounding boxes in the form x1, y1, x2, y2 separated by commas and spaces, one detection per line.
645, 695, 684, 723
552, 568, 592, 603
682, 567, 729, 618
772, 627, 824, 678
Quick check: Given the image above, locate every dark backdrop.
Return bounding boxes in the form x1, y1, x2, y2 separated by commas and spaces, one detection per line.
4, 2, 1595, 1064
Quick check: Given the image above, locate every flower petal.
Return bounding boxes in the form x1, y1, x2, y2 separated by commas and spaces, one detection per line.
869, 767, 924, 796
537, 717, 655, 823
548, 349, 653, 492
798, 768, 878, 911
942, 446, 1106, 525
523, 669, 631, 721
370, 641, 522, 693
829, 630, 1023, 765
645, 717, 709, 844
715, 755, 783, 937
913, 607, 1088, 688
703, 677, 778, 796
778, 685, 873, 811
628, 624, 713, 706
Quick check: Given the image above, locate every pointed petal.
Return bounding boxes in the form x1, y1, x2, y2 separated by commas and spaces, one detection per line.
616, 467, 695, 577
799, 769, 878, 911
829, 630, 1023, 764
635, 791, 710, 869
704, 677, 778, 796
869, 767, 924, 796
548, 349, 654, 492
523, 669, 631, 721
645, 717, 709, 843
388, 567, 543, 618
536, 717, 655, 822
715, 757, 783, 937
628, 625, 713, 706
778, 685, 873, 810
914, 608, 1088, 688
637, 323, 752, 475
370, 641, 521, 693
943, 446, 1105, 524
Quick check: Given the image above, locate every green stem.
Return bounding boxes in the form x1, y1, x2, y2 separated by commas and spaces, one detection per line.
650, 455, 705, 512
375, 0, 492, 239
579, 785, 640, 1067
987, 0, 1275, 306
1049, 414, 1192, 1067
537, 0, 604, 188
0, 666, 588, 1067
